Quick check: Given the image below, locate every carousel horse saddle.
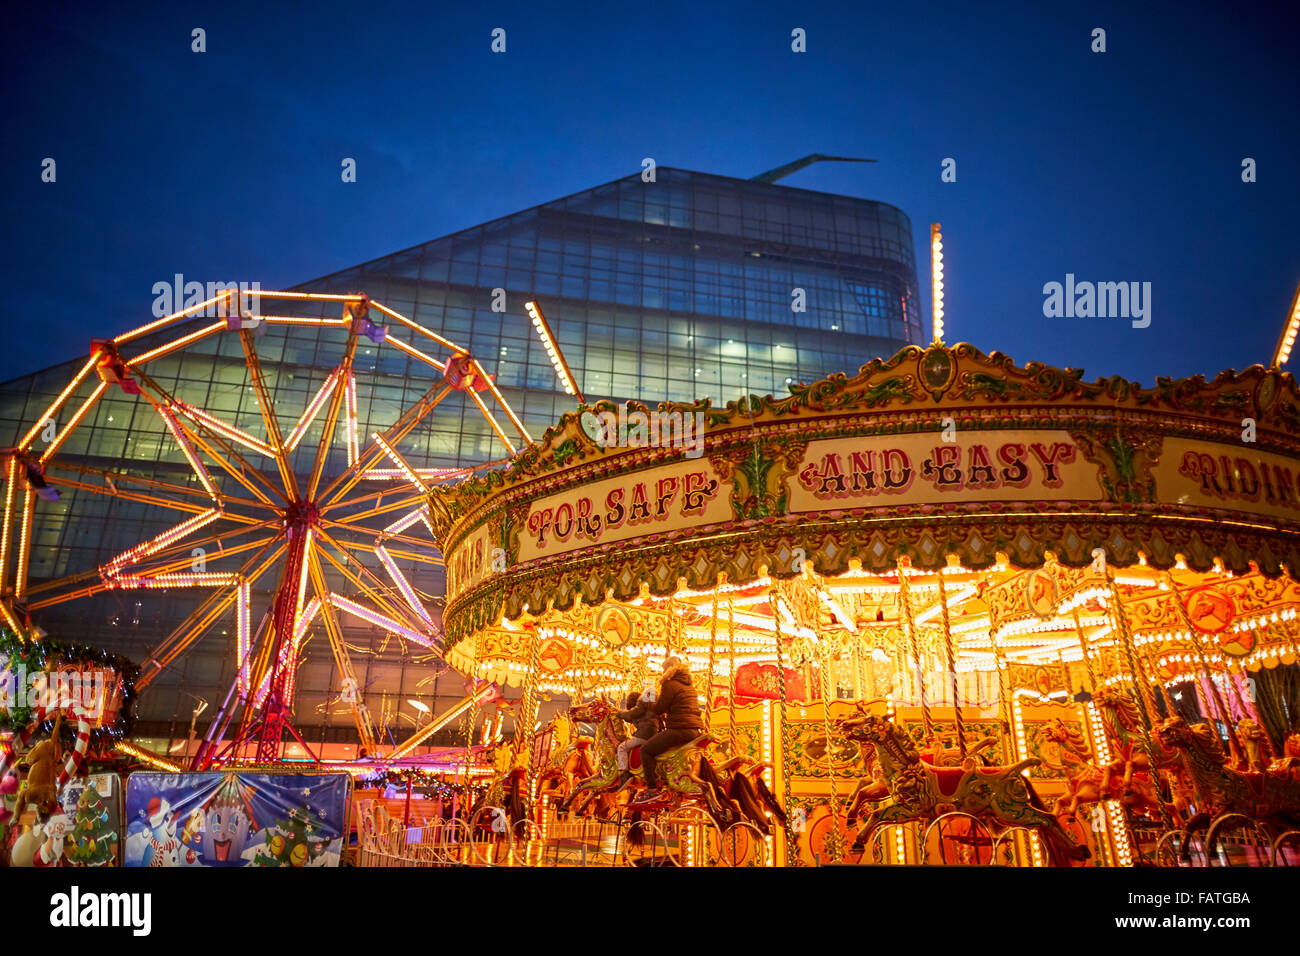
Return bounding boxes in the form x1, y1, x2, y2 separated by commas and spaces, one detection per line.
627, 733, 713, 771
930, 765, 1008, 797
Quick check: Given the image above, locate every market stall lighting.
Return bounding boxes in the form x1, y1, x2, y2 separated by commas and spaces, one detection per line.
114, 741, 183, 772
524, 300, 584, 402
1271, 278, 1300, 367
930, 223, 945, 343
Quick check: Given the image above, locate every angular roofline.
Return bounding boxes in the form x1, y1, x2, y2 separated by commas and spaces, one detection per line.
0, 168, 913, 387
291, 166, 914, 289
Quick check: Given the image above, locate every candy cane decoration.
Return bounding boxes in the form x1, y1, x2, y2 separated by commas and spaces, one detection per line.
0, 696, 91, 821
55, 707, 91, 788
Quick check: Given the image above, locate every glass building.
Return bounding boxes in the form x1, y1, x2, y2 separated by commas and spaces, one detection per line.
0, 167, 921, 751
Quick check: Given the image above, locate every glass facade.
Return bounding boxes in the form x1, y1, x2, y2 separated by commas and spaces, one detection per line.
0, 168, 920, 746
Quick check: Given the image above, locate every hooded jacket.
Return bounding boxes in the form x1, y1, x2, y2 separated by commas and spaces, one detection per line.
616, 701, 657, 741
649, 665, 705, 732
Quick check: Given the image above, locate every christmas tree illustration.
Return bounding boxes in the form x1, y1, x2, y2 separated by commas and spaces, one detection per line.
253, 801, 328, 867
64, 783, 116, 866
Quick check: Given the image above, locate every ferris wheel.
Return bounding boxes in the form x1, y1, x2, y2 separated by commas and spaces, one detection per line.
0, 290, 532, 764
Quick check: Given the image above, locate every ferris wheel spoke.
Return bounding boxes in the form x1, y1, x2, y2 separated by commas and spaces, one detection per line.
239, 328, 299, 500
35, 381, 110, 466
315, 544, 437, 642
367, 300, 467, 358
138, 585, 243, 687
465, 387, 517, 456
313, 529, 433, 635
15, 355, 102, 451
323, 490, 426, 522
306, 547, 377, 750
333, 536, 444, 566
318, 383, 454, 506
124, 321, 227, 367
303, 333, 358, 500
42, 460, 268, 512
133, 372, 286, 506
43, 475, 214, 516
25, 530, 279, 608
135, 537, 288, 688
108, 525, 282, 581
469, 356, 533, 447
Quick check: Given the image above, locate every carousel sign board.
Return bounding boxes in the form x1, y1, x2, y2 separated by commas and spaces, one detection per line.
516, 458, 729, 563
430, 343, 1300, 644
789, 430, 1102, 511
1156, 437, 1300, 521
514, 431, 1099, 565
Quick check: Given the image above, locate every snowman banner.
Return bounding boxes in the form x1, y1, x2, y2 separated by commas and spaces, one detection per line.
124, 772, 350, 867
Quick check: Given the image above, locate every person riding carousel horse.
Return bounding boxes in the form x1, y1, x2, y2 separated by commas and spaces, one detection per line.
636, 656, 705, 803
615, 690, 657, 790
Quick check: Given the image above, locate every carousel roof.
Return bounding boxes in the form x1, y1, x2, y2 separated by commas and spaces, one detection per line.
426, 343, 1300, 686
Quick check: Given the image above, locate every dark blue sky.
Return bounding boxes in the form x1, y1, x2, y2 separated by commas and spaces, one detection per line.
3, 0, 1297, 386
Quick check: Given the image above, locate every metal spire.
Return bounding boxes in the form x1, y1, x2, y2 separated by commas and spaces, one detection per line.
751, 154, 876, 184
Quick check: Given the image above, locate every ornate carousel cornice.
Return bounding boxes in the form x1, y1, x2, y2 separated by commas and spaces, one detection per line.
429, 343, 1300, 646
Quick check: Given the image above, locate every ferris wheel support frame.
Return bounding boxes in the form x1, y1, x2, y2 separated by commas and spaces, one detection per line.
0, 290, 534, 765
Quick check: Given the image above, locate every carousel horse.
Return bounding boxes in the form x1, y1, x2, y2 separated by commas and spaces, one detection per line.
1035, 718, 1165, 822
1093, 687, 1196, 820
560, 698, 739, 829
844, 761, 890, 826
1236, 717, 1270, 773
1093, 687, 1186, 781
923, 731, 1000, 768
470, 743, 529, 834
535, 713, 596, 805
1155, 715, 1300, 860
845, 726, 994, 825
835, 710, 1090, 865
713, 754, 787, 833
1266, 732, 1300, 779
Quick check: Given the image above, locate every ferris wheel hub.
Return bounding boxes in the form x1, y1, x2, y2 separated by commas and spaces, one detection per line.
281, 500, 321, 530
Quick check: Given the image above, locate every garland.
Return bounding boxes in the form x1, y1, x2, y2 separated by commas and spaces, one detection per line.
0, 627, 138, 740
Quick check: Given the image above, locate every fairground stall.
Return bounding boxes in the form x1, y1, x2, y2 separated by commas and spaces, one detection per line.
427, 341, 1300, 867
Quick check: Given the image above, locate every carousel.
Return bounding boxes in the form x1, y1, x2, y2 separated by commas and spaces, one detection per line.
4, 241, 1299, 867
427, 331, 1300, 867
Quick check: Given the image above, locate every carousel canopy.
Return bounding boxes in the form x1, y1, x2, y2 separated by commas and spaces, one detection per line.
428, 342, 1300, 664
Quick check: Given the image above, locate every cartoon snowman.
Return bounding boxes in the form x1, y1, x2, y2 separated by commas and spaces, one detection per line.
141, 796, 181, 867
